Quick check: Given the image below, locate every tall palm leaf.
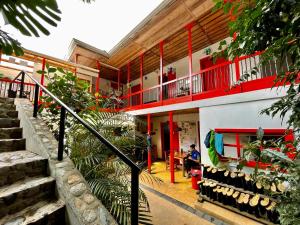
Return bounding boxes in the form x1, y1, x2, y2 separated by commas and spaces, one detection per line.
69, 110, 161, 225
0, 0, 61, 55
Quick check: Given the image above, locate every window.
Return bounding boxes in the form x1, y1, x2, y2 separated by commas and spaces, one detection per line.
214, 128, 294, 169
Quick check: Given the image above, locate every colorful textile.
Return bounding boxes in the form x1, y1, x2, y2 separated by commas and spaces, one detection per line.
204, 130, 211, 148
214, 133, 224, 156
208, 130, 219, 166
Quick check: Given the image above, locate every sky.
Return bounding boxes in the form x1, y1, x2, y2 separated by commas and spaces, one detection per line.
1, 0, 163, 60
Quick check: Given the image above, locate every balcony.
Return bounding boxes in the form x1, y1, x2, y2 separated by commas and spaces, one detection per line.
0, 52, 290, 112
119, 52, 290, 111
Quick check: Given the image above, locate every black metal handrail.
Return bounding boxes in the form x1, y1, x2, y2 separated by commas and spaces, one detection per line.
8, 71, 26, 98
17, 71, 140, 225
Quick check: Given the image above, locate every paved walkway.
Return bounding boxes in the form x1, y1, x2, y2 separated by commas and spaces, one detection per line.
143, 189, 214, 225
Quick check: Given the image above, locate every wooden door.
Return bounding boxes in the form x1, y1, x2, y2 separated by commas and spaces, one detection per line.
200, 57, 230, 91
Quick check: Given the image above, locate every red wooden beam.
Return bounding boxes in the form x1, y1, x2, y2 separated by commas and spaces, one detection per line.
140, 53, 144, 105
118, 70, 121, 91
169, 111, 175, 183
186, 23, 194, 96
147, 113, 151, 173
96, 61, 101, 93
127, 62, 131, 106
215, 128, 288, 134
236, 133, 241, 158
159, 41, 164, 102
39, 58, 46, 98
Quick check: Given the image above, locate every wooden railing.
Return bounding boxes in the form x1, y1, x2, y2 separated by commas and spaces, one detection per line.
120, 52, 290, 109
0, 51, 290, 110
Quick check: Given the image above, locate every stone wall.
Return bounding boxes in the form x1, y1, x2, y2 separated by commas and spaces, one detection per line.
15, 98, 117, 225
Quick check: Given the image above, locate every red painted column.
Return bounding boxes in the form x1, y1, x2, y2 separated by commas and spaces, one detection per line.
140, 53, 144, 105
96, 61, 101, 93
127, 62, 131, 106
75, 54, 79, 76
234, 57, 241, 81
39, 58, 46, 98
117, 70, 121, 91
169, 111, 175, 183
147, 113, 152, 173
186, 23, 194, 97
236, 133, 241, 158
159, 41, 164, 102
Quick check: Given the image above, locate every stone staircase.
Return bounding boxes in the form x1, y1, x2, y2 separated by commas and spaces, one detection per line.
0, 97, 66, 225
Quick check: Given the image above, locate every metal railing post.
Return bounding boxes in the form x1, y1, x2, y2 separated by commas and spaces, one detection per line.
58, 107, 66, 161
19, 71, 25, 98
33, 84, 39, 118
131, 167, 139, 225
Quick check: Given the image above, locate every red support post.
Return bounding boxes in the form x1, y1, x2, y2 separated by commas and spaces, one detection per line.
169, 111, 175, 183
147, 113, 152, 173
159, 41, 164, 102
96, 61, 101, 93
39, 58, 46, 98
140, 53, 144, 105
234, 57, 241, 81
118, 70, 121, 91
186, 23, 194, 96
74, 54, 79, 76
236, 133, 241, 158
127, 62, 131, 106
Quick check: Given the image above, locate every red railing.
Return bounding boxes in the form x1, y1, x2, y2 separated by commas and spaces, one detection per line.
119, 51, 290, 109
0, 52, 290, 110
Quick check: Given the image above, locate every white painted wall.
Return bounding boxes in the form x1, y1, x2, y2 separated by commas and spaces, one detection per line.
199, 98, 290, 166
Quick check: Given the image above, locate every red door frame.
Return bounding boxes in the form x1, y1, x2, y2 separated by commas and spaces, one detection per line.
160, 121, 180, 159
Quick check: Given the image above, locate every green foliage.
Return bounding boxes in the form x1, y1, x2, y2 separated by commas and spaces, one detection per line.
39, 67, 157, 224
0, 0, 94, 56
213, 0, 300, 223
39, 66, 98, 139
0, 0, 61, 55
69, 111, 157, 225
39, 65, 98, 114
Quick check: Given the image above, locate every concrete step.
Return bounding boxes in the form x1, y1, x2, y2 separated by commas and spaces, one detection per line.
0, 102, 16, 111
0, 97, 14, 104
0, 199, 65, 225
0, 127, 22, 139
0, 138, 26, 152
0, 118, 20, 128
0, 151, 47, 187
0, 177, 56, 218
0, 109, 18, 118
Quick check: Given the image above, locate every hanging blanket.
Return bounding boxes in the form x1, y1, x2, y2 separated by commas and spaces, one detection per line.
208, 130, 219, 166
214, 133, 224, 156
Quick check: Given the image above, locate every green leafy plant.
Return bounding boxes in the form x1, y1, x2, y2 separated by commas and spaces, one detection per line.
38, 66, 98, 138
0, 0, 61, 55
69, 110, 158, 225
38, 67, 159, 225
213, 0, 300, 223
0, 0, 95, 56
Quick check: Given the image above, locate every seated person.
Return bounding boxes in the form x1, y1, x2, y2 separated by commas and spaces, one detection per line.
184, 144, 200, 177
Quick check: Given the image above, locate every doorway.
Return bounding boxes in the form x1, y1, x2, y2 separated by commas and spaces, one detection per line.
200, 56, 230, 91
160, 121, 180, 160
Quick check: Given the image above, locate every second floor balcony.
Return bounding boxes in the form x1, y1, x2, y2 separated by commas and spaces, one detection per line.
119, 52, 290, 111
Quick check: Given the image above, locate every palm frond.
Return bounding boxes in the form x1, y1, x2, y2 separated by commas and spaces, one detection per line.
0, 0, 61, 37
